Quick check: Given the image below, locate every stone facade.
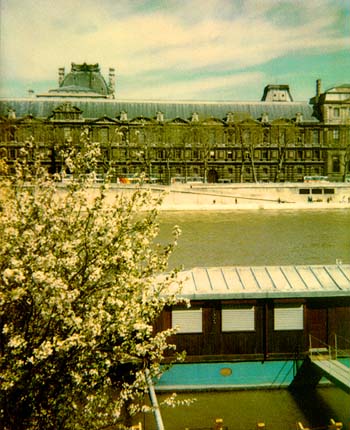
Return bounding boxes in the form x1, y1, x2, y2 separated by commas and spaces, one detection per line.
310, 80, 350, 125
0, 65, 349, 183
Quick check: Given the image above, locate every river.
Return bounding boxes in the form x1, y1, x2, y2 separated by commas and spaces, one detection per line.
143, 388, 350, 430
146, 209, 350, 430
157, 208, 350, 268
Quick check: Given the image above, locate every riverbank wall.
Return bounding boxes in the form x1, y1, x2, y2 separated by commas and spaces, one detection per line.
158, 182, 350, 210
55, 181, 350, 211
104, 182, 350, 211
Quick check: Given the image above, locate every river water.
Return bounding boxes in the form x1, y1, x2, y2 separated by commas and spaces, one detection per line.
147, 209, 350, 430
158, 208, 350, 268
143, 387, 350, 430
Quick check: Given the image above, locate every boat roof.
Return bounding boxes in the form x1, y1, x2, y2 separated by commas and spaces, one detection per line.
171, 264, 350, 300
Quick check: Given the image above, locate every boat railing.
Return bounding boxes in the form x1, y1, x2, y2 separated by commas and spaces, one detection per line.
309, 334, 332, 360
309, 334, 350, 363
333, 334, 350, 360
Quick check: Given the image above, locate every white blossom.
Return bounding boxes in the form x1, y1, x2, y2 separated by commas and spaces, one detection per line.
0, 138, 183, 430
8, 335, 26, 349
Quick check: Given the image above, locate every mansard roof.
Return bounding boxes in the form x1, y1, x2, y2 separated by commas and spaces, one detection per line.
326, 83, 350, 91
48, 85, 105, 96
310, 83, 350, 106
0, 97, 317, 123
39, 63, 112, 98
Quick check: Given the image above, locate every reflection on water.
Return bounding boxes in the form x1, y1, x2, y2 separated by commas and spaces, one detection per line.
141, 388, 350, 430
158, 209, 350, 269
152, 209, 350, 428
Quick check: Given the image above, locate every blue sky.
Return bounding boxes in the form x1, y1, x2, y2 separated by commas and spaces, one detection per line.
0, 0, 349, 101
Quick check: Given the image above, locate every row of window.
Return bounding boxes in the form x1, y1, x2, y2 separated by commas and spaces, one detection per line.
299, 188, 335, 195
1, 125, 346, 145
92, 128, 341, 146
110, 148, 323, 162
1, 147, 52, 161
172, 305, 304, 333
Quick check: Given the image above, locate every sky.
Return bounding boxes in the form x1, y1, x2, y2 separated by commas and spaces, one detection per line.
0, 0, 349, 101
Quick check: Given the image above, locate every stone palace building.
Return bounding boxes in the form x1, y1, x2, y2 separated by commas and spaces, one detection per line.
0, 62, 349, 184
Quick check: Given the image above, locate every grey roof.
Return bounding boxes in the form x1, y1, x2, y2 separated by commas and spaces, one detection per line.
326, 84, 350, 91
48, 85, 103, 94
52, 63, 110, 96
171, 265, 350, 300
0, 97, 317, 122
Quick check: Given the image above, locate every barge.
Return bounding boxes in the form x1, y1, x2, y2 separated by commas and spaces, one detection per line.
156, 264, 350, 391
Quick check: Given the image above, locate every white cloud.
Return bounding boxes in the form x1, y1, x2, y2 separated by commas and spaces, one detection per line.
0, 0, 349, 98
119, 71, 264, 100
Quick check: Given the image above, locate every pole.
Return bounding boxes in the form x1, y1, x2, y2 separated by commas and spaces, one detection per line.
309, 334, 312, 357
146, 369, 165, 430
334, 333, 337, 360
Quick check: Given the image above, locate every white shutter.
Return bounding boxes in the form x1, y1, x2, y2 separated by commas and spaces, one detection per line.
274, 305, 304, 330
222, 307, 255, 332
172, 309, 202, 333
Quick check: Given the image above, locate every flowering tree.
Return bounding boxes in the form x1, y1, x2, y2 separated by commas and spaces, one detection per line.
0, 136, 183, 430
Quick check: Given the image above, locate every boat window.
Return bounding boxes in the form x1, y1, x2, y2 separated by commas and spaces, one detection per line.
172, 308, 202, 333
274, 305, 304, 331
222, 306, 255, 332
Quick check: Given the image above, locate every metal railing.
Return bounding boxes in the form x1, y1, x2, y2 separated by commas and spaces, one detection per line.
309, 334, 350, 364
333, 334, 350, 361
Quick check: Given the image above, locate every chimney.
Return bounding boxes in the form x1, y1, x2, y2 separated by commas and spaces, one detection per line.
58, 67, 65, 86
108, 68, 116, 95
316, 79, 321, 98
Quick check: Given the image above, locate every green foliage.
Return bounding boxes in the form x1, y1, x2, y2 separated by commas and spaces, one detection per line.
0, 137, 183, 430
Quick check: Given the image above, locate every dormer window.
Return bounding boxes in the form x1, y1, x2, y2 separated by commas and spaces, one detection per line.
226, 112, 234, 123
191, 112, 199, 122
261, 113, 269, 123
156, 111, 164, 122
50, 103, 82, 121
8, 108, 16, 119
295, 112, 303, 123
120, 111, 128, 121
333, 108, 340, 118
